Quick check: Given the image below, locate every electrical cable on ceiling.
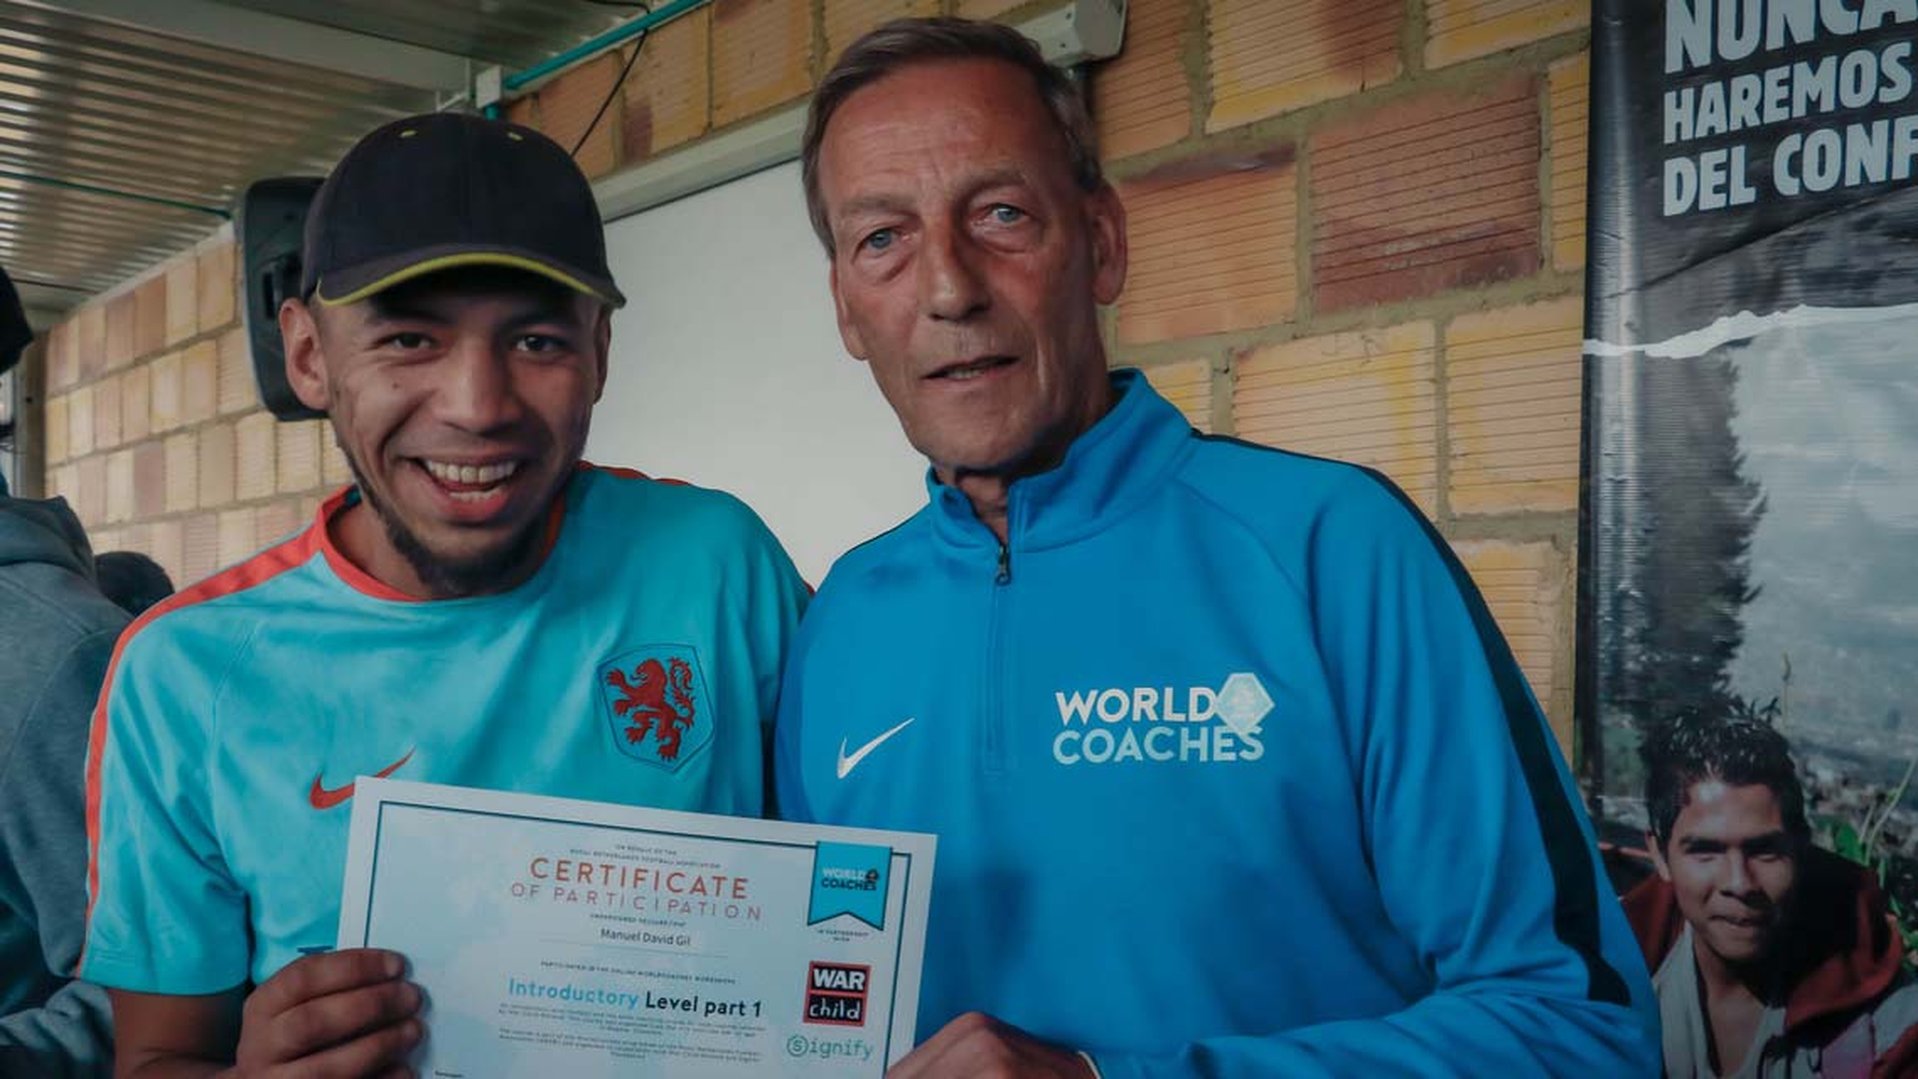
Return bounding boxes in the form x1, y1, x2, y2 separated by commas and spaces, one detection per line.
569, 5, 650, 158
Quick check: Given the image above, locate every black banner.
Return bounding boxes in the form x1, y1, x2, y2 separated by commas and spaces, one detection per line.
1583, 1, 1918, 1070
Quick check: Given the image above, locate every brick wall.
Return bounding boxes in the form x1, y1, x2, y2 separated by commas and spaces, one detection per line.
36, 229, 349, 590
1089, 0, 1592, 752
26, 0, 1593, 754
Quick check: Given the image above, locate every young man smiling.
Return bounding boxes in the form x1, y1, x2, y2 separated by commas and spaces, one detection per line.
1625, 715, 1918, 1076
774, 18, 1657, 1077
81, 113, 807, 1076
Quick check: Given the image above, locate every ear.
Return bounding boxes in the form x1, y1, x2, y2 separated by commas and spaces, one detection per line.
591, 306, 612, 404
1086, 184, 1129, 306
828, 261, 870, 362
280, 297, 332, 413
1646, 832, 1674, 882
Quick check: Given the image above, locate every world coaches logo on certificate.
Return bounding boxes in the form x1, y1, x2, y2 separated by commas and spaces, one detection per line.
808, 842, 891, 930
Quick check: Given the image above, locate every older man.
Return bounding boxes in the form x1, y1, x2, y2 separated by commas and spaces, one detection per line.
773, 17, 1658, 1078
83, 113, 808, 1076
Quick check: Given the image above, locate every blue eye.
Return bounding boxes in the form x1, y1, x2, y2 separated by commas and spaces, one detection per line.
988, 205, 1026, 224
862, 228, 896, 252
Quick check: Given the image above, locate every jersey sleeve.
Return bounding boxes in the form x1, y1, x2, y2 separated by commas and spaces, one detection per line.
1085, 471, 1659, 1078
80, 621, 251, 995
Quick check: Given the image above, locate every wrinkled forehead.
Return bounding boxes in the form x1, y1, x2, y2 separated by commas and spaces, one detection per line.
820, 57, 1074, 196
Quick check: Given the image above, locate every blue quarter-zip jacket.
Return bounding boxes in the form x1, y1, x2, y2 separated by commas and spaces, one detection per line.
774, 369, 1657, 1077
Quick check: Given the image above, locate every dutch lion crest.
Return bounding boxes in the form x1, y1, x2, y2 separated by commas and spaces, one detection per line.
597, 646, 713, 771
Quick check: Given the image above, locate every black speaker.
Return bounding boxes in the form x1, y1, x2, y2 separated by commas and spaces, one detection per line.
236, 177, 325, 421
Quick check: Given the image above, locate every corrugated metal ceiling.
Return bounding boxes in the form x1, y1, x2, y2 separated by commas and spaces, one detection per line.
224, 0, 634, 69
0, 0, 631, 313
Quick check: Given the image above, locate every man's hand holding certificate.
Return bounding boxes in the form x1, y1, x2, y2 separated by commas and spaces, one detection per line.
336, 779, 935, 1077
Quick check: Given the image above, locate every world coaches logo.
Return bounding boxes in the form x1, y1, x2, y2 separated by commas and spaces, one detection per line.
1052, 672, 1273, 766
807, 842, 890, 930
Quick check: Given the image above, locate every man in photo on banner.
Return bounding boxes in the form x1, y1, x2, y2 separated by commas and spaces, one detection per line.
1625, 714, 1918, 1077
80, 113, 808, 1076
772, 16, 1658, 1078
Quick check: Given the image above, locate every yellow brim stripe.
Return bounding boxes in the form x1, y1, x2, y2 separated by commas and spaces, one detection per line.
314, 252, 619, 307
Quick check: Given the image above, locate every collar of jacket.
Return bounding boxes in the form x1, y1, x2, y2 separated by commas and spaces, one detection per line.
923, 367, 1196, 555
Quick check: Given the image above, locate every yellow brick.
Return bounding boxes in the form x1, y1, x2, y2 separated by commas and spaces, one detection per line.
76, 304, 107, 383
1140, 359, 1214, 433
1119, 158, 1298, 344
147, 519, 185, 587
217, 329, 256, 414
537, 53, 623, 179
74, 455, 105, 526
712, 0, 812, 128
164, 431, 198, 514
1234, 322, 1440, 515
824, 0, 940, 62
51, 464, 77, 506
133, 441, 166, 518
1427, 0, 1587, 69
1311, 76, 1542, 311
44, 395, 68, 465
1208, 0, 1402, 132
105, 449, 135, 523
1452, 537, 1569, 744
199, 241, 237, 331
121, 364, 152, 444
621, 7, 711, 162
321, 436, 354, 488
235, 413, 279, 501
1445, 297, 1582, 515
134, 276, 168, 364
254, 500, 304, 547
165, 256, 199, 345
276, 420, 321, 493
104, 292, 137, 373
47, 320, 77, 393
217, 508, 257, 569
182, 514, 220, 584
1094, 0, 1190, 160
953, 0, 1025, 16
93, 375, 122, 450
150, 351, 184, 433
183, 342, 219, 425
1549, 53, 1589, 273
68, 385, 94, 458
197, 422, 236, 508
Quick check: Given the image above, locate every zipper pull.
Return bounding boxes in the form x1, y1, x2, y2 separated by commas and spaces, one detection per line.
995, 543, 1012, 585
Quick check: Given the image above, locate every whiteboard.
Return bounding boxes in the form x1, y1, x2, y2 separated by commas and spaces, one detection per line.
587, 161, 926, 585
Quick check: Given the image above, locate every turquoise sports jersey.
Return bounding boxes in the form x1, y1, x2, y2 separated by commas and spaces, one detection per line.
82, 466, 807, 994
775, 371, 1658, 1077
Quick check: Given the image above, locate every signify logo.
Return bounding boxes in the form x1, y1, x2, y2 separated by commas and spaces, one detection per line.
1052, 672, 1273, 765
785, 1033, 874, 1062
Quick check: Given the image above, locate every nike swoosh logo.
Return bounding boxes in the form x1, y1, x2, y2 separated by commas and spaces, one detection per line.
308, 748, 415, 810
837, 718, 915, 780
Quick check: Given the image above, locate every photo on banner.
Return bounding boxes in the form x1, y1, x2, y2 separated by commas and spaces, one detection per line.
1582, 1, 1918, 1070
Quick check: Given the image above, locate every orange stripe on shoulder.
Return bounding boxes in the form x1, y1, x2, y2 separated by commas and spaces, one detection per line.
78, 519, 325, 973
577, 460, 690, 486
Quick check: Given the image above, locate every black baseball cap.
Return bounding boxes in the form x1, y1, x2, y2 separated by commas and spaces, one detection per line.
0, 264, 30, 376
301, 112, 625, 309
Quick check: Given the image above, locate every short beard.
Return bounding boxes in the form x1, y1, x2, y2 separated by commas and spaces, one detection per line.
344, 451, 546, 598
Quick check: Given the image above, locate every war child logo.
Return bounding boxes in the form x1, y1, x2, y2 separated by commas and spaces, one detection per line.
804, 961, 871, 1027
